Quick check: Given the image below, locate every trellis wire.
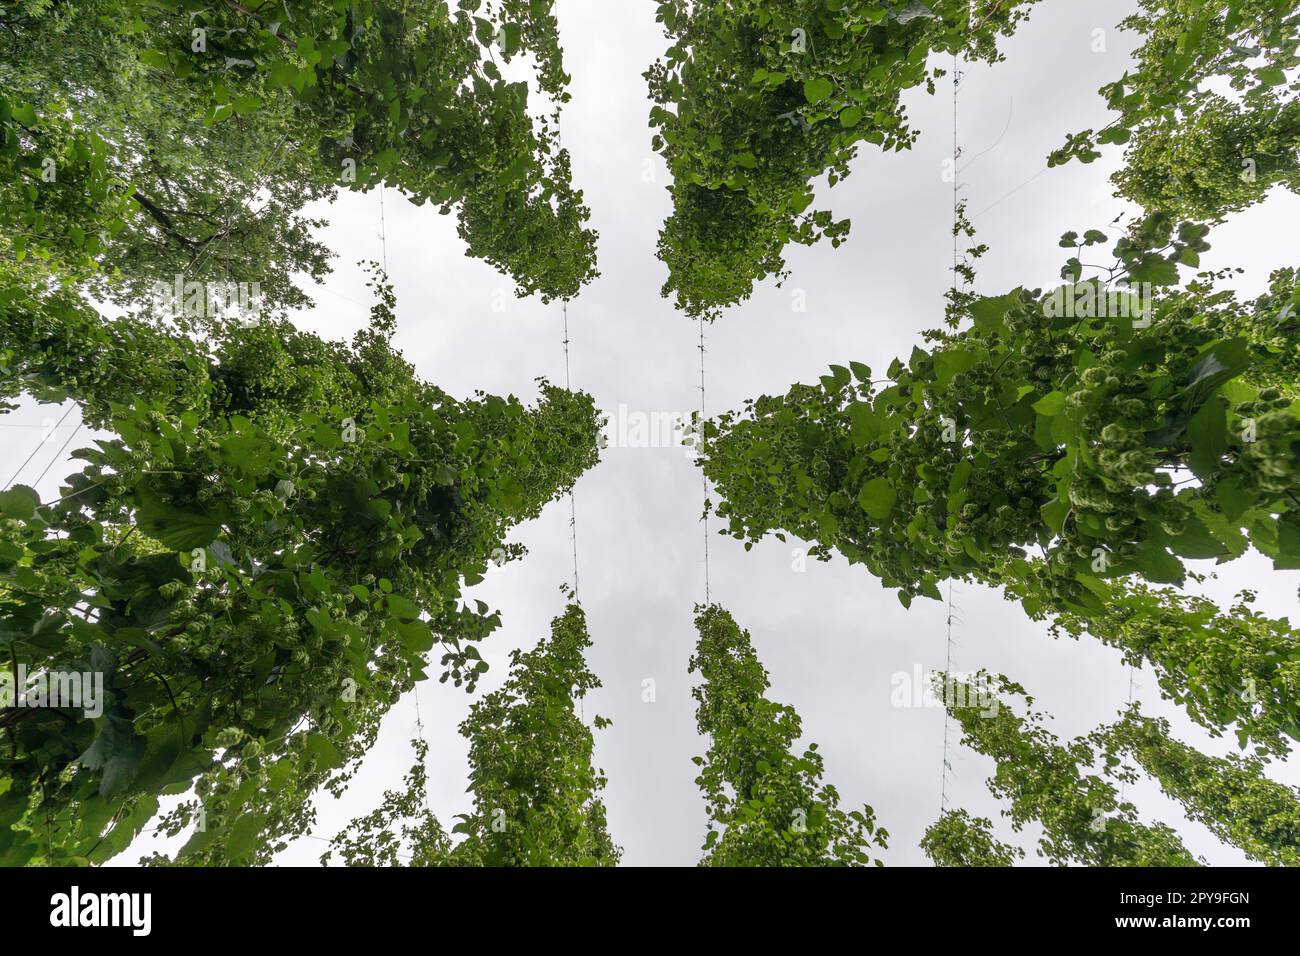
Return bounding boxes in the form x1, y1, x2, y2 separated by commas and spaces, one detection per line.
563, 299, 580, 599
940, 44, 965, 815
3, 402, 76, 490
699, 315, 710, 604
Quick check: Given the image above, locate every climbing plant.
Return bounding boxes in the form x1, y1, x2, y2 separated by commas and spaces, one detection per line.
694, 0, 1300, 868
920, 808, 1023, 867
690, 604, 887, 866
324, 601, 620, 867
646, 0, 1038, 319
700, 219, 1299, 607
0, 0, 1296, 872
0, 271, 601, 865
938, 673, 1200, 866
1052, 0, 1300, 220
0, 0, 598, 306
699, 213, 1299, 772
321, 737, 452, 866
1096, 709, 1300, 867
1002, 571, 1300, 759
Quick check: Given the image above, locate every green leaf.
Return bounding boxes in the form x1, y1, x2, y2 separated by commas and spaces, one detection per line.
139, 50, 171, 72
1187, 396, 1226, 479
933, 349, 976, 389
1279, 516, 1300, 559
1128, 254, 1180, 286
500, 22, 523, 56
803, 77, 834, 104
394, 619, 435, 654
1131, 541, 1185, 585
857, 478, 896, 520
303, 734, 343, 771
11, 102, 37, 126
1032, 391, 1066, 417
1041, 496, 1069, 535
78, 712, 146, 799
134, 487, 221, 550
847, 402, 878, 445
0, 485, 39, 519
969, 290, 1022, 332
1167, 516, 1227, 560
385, 593, 422, 621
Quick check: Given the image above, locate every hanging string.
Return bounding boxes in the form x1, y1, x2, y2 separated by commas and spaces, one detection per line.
378, 184, 389, 272
940, 580, 955, 812
940, 44, 965, 815
550, 80, 581, 603
411, 683, 434, 818
376, 175, 436, 808
698, 314, 710, 605
1119, 663, 1136, 806
546, 69, 583, 722
563, 299, 580, 599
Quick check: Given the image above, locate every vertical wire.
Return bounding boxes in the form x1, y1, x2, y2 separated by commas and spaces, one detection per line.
554, 77, 580, 604
379, 184, 388, 272
412, 686, 433, 817
553, 98, 585, 723
940, 580, 954, 811
1119, 664, 1135, 806
940, 46, 962, 815
699, 314, 710, 605
561, 299, 577, 598
382, 179, 432, 818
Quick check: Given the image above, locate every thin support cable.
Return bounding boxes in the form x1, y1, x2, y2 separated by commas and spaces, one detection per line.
379, 184, 389, 272
556, 105, 582, 718
382, 180, 434, 816
4, 402, 75, 489
698, 315, 710, 605
940, 47, 963, 815
411, 686, 434, 818
562, 299, 579, 599
1119, 664, 1136, 806
952, 53, 962, 304
31, 416, 84, 490
940, 580, 955, 812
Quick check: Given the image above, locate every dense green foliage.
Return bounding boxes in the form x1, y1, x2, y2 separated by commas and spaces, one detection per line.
1006, 574, 1300, 759
0, 271, 600, 866
920, 808, 1023, 867
0, 0, 1296, 870
325, 602, 620, 866
1053, 0, 1300, 220
700, 228, 1300, 610
940, 673, 1200, 866
1, 0, 598, 306
1098, 710, 1300, 866
0, 0, 608, 868
646, 0, 1038, 318
690, 604, 887, 865
324, 737, 454, 866
697, 3, 1300, 869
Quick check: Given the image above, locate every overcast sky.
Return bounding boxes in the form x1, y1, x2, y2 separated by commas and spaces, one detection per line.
24, 0, 1292, 866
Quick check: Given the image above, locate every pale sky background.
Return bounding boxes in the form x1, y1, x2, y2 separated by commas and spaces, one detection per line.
7, 0, 1296, 866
